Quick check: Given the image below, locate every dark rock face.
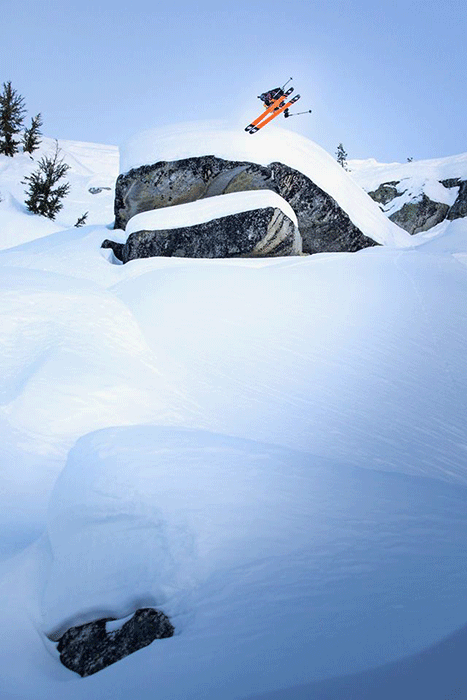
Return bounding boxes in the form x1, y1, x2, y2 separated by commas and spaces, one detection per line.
368, 181, 402, 206
114, 156, 378, 255
56, 608, 174, 677
271, 162, 377, 253
114, 156, 275, 230
447, 180, 467, 220
101, 238, 124, 261
122, 207, 299, 262
389, 195, 450, 234
440, 178, 461, 189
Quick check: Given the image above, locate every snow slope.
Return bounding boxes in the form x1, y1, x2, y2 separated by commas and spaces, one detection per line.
0, 137, 118, 249
0, 128, 467, 700
349, 151, 467, 190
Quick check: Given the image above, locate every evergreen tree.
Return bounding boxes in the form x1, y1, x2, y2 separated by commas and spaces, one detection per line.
336, 142, 349, 170
22, 113, 43, 154
0, 81, 26, 156
75, 211, 88, 227
23, 143, 70, 219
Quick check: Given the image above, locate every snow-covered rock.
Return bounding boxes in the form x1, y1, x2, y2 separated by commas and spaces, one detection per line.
118, 191, 301, 260
350, 152, 467, 234
115, 122, 411, 254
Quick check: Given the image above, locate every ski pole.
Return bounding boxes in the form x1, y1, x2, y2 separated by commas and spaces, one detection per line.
287, 110, 312, 117
281, 76, 293, 91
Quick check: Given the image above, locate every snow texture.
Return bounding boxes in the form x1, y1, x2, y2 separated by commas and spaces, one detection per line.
0, 125, 467, 700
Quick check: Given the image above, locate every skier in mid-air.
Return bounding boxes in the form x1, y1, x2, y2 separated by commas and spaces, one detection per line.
258, 87, 291, 118
245, 79, 310, 134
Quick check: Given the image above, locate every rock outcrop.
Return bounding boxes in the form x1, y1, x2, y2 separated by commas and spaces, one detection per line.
446, 180, 467, 220
389, 196, 450, 234
101, 238, 124, 261
367, 177, 467, 235
114, 156, 377, 255
122, 206, 300, 261
56, 608, 174, 677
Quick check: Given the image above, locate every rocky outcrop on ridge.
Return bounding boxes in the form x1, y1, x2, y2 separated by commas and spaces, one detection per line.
367, 177, 467, 235
445, 179, 467, 220
389, 195, 450, 234
56, 608, 174, 677
114, 156, 377, 255
122, 206, 300, 261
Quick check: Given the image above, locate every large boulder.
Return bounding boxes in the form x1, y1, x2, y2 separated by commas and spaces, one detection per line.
120, 192, 301, 261
389, 195, 450, 234
114, 156, 377, 255
56, 608, 174, 677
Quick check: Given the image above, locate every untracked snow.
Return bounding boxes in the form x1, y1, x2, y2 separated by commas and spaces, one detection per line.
0, 126, 467, 700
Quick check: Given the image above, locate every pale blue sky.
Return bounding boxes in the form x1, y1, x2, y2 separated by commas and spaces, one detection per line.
2, 0, 466, 162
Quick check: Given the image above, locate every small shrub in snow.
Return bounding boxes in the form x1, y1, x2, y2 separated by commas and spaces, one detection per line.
75, 212, 88, 227
22, 113, 43, 154
0, 81, 26, 157
23, 142, 70, 219
336, 142, 349, 171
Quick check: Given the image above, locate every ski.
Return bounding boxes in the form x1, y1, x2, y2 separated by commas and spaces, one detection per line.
245, 88, 294, 133
248, 95, 301, 134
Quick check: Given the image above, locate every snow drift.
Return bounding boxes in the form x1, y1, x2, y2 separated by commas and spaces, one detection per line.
0, 126, 467, 700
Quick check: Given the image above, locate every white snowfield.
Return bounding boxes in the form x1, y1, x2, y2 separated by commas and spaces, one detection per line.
349, 150, 467, 190
0, 126, 467, 700
125, 190, 299, 234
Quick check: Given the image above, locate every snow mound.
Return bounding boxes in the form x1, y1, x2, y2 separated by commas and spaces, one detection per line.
110, 247, 467, 486
120, 121, 413, 248
35, 424, 467, 698
126, 190, 298, 235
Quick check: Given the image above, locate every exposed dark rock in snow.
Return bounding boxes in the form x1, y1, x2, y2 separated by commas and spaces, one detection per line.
89, 186, 112, 194
367, 177, 467, 234
271, 162, 377, 253
368, 181, 402, 206
101, 238, 124, 261
122, 206, 300, 262
114, 156, 378, 255
440, 178, 461, 189
56, 608, 174, 677
389, 195, 450, 234
447, 180, 467, 220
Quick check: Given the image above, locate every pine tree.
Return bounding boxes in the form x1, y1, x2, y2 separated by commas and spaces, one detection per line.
336, 143, 349, 170
75, 212, 88, 227
23, 142, 70, 219
22, 113, 43, 154
0, 81, 26, 156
